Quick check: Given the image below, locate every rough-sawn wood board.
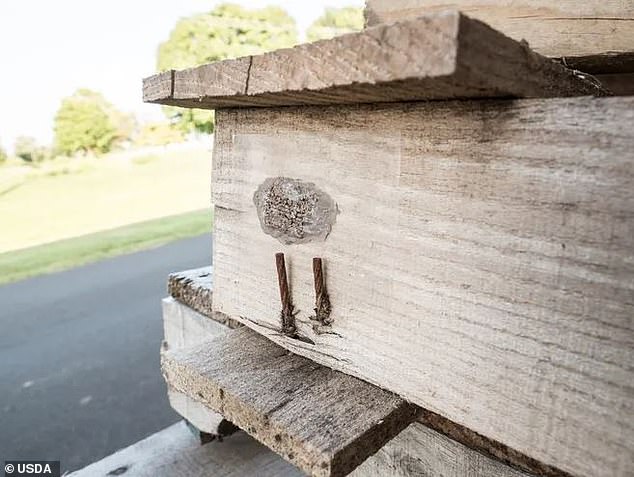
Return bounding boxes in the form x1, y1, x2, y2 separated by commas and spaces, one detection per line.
143, 11, 605, 109
211, 96, 634, 477
162, 327, 419, 477
364, 0, 634, 66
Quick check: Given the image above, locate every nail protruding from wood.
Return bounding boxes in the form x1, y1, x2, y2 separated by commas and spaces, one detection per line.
275, 253, 296, 335
312, 257, 332, 327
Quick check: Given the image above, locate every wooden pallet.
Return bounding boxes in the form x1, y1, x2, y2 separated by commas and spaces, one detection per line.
142, 5, 634, 477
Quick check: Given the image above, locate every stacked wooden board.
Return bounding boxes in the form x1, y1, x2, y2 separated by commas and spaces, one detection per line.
142, 4, 634, 477
160, 269, 547, 477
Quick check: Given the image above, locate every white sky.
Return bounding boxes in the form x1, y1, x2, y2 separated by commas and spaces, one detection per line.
0, 0, 363, 152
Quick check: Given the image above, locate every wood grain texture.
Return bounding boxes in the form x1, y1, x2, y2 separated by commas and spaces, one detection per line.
162, 296, 228, 351
352, 422, 534, 477
162, 327, 418, 477
142, 11, 605, 110
164, 273, 578, 476
211, 97, 634, 477
162, 297, 236, 436
69, 421, 303, 477
163, 290, 541, 476
417, 409, 569, 477
168, 267, 241, 328
142, 70, 172, 103
364, 0, 634, 63
68, 415, 537, 477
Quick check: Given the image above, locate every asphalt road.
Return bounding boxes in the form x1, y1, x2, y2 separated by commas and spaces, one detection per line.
0, 234, 211, 472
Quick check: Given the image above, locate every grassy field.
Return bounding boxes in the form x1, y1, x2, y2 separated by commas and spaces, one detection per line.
0, 209, 211, 284
0, 143, 213, 283
0, 144, 212, 253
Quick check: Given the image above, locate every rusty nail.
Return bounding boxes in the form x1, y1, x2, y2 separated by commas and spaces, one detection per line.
312, 257, 332, 325
313, 257, 324, 305
275, 253, 295, 334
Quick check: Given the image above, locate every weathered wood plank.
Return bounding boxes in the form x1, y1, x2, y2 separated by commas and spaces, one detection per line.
211, 97, 634, 477
168, 267, 241, 328
71, 419, 539, 477
164, 289, 545, 476
417, 409, 568, 477
163, 288, 567, 476
353, 422, 534, 477
162, 296, 228, 351
162, 296, 235, 437
142, 70, 172, 103
364, 1, 634, 65
143, 11, 604, 110
162, 327, 418, 477
68, 421, 303, 477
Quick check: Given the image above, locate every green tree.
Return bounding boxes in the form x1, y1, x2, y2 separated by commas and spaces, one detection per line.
54, 89, 131, 156
157, 3, 298, 133
307, 7, 364, 42
14, 136, 48, 162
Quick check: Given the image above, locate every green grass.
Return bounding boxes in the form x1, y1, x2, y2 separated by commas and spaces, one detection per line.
0, 145, 211, 253
0, 209, 211, 285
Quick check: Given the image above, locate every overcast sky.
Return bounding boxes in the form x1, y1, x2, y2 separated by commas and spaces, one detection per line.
0, 0, 363, 152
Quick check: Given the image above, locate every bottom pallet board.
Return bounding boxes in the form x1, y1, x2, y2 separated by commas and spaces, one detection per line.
162, 327, 418, 477
69, 419, 537, 477
68, 421, 302, 477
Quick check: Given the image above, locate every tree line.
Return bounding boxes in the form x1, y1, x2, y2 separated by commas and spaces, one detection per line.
0, 5, 363, 164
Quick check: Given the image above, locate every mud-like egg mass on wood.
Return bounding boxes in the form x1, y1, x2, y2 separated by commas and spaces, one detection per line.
253, 177, 337, 245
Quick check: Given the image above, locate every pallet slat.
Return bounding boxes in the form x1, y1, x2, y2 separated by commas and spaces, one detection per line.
68, 421, 303, 477
162, 296, 235, 436
69, 413, 538, 477
168, 267, 241, 328
211, 96, 634, 477
143, 11, 604, 110
162, 327, 419, 477
364, 0, 634, 66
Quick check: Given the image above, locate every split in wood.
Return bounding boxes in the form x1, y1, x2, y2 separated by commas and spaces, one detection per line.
275, 252, 296, 336
311, 257, 333, 329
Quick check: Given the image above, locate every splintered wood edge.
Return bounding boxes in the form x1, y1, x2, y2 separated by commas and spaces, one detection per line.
142, 10, 606, 109
142, 70, 173, 102
161, 328, 419, 477
167, 267, 242, 329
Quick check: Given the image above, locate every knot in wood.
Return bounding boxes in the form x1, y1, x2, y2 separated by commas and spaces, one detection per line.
253, 177, 337, 245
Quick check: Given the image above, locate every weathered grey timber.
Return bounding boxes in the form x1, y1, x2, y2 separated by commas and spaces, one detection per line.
143, 11, 605, 109
167, 267, 241, 328
68, 421, 303, 477
211, 97, 634, 477
364, 0, 634, 65
162, 327, 419, 477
